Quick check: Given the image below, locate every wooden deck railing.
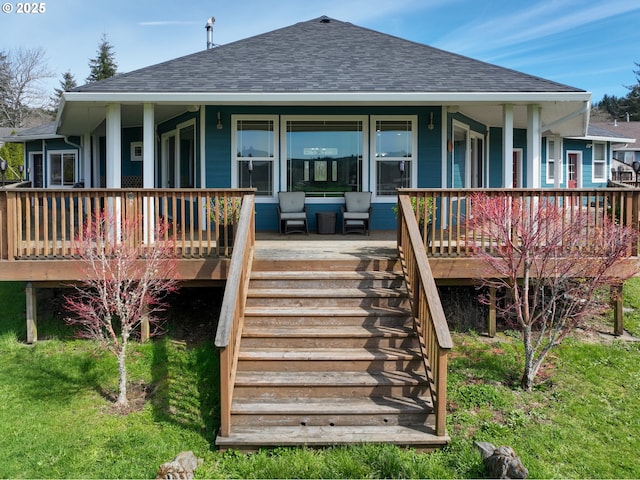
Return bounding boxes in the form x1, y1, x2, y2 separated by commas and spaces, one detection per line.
214, 194, 256, 437
400, 188, 640, 257
397, 193, 453, 437
0, 188, 255, 260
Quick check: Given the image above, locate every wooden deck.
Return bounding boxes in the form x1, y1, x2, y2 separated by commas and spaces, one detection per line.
2, 188, 636, 450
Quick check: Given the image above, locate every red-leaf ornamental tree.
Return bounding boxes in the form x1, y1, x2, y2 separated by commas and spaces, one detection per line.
467, 192, 639, 391
64, 212, 179, 408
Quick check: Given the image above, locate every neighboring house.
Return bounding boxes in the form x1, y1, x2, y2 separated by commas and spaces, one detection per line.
0, 122, 77, 187
1, 15, 596, 231
557, 124, 636, 187
591, 121, 640, 182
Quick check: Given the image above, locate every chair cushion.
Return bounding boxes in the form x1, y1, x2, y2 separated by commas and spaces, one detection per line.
280, 212, 307, 220
344, 192, 371, 213
279, 192, 306, 213
343, 212, 369, 220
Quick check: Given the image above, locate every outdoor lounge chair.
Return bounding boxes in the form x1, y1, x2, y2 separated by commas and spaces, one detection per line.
341, 191, 371, 235
277, 191, 308, 235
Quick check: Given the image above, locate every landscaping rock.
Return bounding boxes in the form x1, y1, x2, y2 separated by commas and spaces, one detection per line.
156, 451, 203, 480
474, 441, 528, 479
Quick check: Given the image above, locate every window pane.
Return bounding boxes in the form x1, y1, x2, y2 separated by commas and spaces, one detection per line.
594, 162, 605, 179
375, 120, 412, 158
50, 153, 62, 185
238, 160, 273, 196
286, 120, 363, 196
237, 120, 274, 158
63, 153, 75, 185
377, 160, 411, 196
548, 160, 555, 180
594, 143, 605, 161
548, 140, 555, 160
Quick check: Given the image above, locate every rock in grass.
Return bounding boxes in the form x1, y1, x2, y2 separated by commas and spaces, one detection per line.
156, 451, 203, 480
474, 441, 528, 479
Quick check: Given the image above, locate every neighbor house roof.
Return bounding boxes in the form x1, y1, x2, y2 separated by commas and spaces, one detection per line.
72, 16, 585, 95
591, 121, 639, 150
567, 124, 636, 143
0, 122, 61, 142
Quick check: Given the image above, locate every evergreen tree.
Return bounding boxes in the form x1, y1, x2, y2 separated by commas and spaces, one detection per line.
623, 62, 640, 121
50, 70, 77, 109
87, 34, 117, 83
595, 94, 624, 121
0, 140, 24, 180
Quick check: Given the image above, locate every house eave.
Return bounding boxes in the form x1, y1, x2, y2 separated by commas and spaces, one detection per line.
61, 91, 591, 105
567, 135, 636, 143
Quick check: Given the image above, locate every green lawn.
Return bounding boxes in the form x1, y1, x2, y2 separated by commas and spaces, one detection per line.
1, 282, 640, 478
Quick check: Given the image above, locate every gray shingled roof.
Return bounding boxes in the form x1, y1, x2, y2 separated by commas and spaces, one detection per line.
73, 16, 585, 94
587, 124, 627, 139
0, 122, 60, 142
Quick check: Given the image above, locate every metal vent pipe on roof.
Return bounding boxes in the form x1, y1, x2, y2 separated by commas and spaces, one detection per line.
205, 16, 215, 49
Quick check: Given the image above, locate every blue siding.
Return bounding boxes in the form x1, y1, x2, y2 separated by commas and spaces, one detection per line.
488, 127, 503, 187
204, 105, 444, 231
121, 127, 143, 177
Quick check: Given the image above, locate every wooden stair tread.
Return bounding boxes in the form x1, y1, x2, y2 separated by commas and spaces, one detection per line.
236, 370, 427, 386
251, 270, 404, 280
232, 396, 433, 414
248, 288, 407, 298
244, 306, 411, 316
215, 425, 449, 448
239, 346, 421, 361
242, 325, 414, 338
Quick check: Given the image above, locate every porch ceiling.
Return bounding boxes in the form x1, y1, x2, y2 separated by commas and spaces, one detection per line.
56, 96, 589, 138
458, 102, 588, 137
57, 103, 194, 136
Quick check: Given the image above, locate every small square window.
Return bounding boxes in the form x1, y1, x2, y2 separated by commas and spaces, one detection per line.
131, 142, 143, 161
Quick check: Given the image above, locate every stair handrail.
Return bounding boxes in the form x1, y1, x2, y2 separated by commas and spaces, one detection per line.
397, 193, 453, 437
214, 193, 256, 437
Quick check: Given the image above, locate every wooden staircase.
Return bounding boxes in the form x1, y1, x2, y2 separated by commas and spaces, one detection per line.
215, 252, 450, 451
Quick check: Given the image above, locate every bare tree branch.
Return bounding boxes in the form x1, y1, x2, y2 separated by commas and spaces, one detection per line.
0, 47, 53, 127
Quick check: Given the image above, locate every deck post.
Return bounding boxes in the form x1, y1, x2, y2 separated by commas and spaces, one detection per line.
488, 286, 496, 338
611, 284, 624, 336
140, 304, 150, 342
25, 282, 37, 344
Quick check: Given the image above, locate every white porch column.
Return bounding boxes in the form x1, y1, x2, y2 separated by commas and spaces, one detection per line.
143, 103, 155, 188
526, 104, 541, 188
106, 103, 122, 188
82, 133, 91, 187
554, 134, 562, 188
91, 134, 100, 187
502, 104, 514, 188
143, 103, 155, 243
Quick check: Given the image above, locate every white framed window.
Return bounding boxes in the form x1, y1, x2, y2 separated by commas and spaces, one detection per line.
371, 116, 417, 199
232, 115, 278, 198
130, 141, 143, 161
282, 116, 367, 198
624, 151, 635, 164
592, 142, 606, 182
545, 138, 563, 185
48, 150, 77, 187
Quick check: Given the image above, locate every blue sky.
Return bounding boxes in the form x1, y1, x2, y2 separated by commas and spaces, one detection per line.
2, 0, 639, 103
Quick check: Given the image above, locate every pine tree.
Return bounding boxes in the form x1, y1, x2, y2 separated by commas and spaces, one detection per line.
87, 34, 117, 83
50, 70, 77, 109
